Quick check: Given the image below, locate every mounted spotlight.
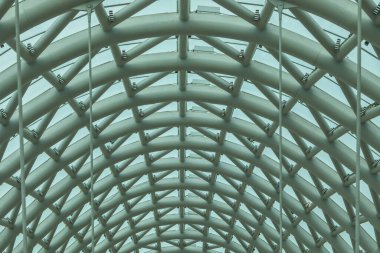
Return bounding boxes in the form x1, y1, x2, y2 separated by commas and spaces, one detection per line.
360, 106, 367, 116
139, 109, 145, 117
94, 124, 101, 133
301, 73, 309, 83
121, 50, 127, 60
304, 202, 312, 209
57, 74, 64, 85
131, 82, 138, 91
0, 109, 8, 119
27, 43, 35, 55
78, 101, 86, 111
244, 164, 252, 175
373, 3, 380, 15
343, 173, 353, 183
108, 10, 115, 22
67, 216, 74, 224
29, 129, 39, 141
253, 10, 260, 21
216, 132, 220, 141
334, 38, 341, 51
26, 227, 34, 235
238, 49, 244, 59
70, 165, 77, 174
84, 182, 91, 191
13, 176, 21, 184
35, 190, 44, 199
220, 108, 226, 117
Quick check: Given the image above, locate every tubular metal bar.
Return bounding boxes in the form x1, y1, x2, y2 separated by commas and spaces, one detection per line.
0, 117, 374, 252
87, 5, 95, 253
15, 0, 27, 252
290, 8, 334, 56
355, 0, 362, 252
0, 0, 14, 20
278, 2, 284, 252
1, 14, 380, 103
33, 11, 78, 57
179, 0, 190, 21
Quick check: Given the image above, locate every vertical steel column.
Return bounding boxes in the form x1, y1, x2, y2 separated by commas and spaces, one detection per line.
355, 0, 362, 252
15, 0, 28, 252
87, 5, 95, 253
278, 1, 284, 252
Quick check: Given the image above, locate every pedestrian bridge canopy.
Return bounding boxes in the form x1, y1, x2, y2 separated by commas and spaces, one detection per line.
0, 0, 380, 252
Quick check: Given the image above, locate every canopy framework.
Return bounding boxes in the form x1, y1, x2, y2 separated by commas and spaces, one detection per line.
0, 0, 380, 253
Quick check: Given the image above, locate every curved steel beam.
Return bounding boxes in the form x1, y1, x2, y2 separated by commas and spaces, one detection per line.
1, 59, 379, 187
65, 215, 276, 253
96, 215, 295, 253
49, 197, 307, 253
285, 0, 380, 42
1, 53, 379, 154
0, 86, 378, 203
33, 164, 334, 253
1, 109, 377, 220
0, 14, 379, 103
38, 175, 334, 253
6, 154, 368, 251
1, 0, 379, 46
41, 156, 375, 252
0, 2, 376, 253
96, 230, 247, 253
0, 0, 91, 43
130, 246, 221, 253
43, 175, 353, 253
52, 200, 294, 252
1, 111, 378, 238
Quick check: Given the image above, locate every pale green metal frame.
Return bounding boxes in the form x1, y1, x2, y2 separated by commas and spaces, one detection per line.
0, 0, 379, 252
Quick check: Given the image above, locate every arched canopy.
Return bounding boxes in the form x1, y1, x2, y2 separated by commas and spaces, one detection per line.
0, 0, 379, 252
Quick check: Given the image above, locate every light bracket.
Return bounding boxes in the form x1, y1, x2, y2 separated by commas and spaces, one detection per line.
72, 0, 104, 11
268, 0, 296, 9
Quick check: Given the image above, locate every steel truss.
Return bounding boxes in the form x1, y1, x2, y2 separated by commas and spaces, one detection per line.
0, 0, 379, 252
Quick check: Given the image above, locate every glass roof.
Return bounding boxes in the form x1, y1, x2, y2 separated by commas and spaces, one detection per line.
0, 0, 380, 252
